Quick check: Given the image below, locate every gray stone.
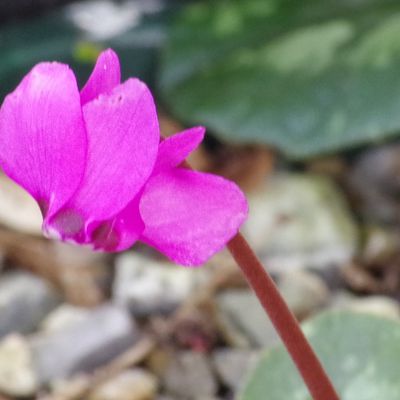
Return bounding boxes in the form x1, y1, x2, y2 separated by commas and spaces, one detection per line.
243, 173, 358, 272
162, 351, 217, 399
88, 369, 158, 400
216, 289, 279, 348
31, 304, 139, 384
278, 270, 330, 319
212, 349, 259, 392
0, 334, 38, 397
0, 271, 61, 337
329, 291, 357, 309
113, 253, 206, 316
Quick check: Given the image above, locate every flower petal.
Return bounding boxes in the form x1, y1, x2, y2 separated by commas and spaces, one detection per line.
139, 168, 248, 266
89, 125, 206, 252
99, 126, 205, 252
89, 193, 144, 251
153, 126, 205, 174
0, 62, 87, 218
49, 78, 159, 235
80, 49, 121, 105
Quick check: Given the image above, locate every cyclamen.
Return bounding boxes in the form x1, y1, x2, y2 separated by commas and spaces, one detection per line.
0, 49, 248, 266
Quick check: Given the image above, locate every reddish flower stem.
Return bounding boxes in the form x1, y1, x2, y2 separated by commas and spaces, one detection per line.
227, 233, 339, 400
181, 155, 337, 398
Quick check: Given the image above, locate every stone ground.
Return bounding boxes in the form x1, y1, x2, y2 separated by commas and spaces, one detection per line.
1, 138, 400, 400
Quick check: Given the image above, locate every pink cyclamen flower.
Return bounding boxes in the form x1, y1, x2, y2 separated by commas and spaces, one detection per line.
0, 49, 248, 266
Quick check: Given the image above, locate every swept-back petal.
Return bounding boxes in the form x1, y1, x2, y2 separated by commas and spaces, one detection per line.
139, 169, 248, 266
153, 126, 205, 174
52, 78, 159, 233
0, 62, 87, 218
80, 49, 121, 105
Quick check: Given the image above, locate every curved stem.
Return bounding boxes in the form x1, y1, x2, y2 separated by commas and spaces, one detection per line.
227, 233, 339, 400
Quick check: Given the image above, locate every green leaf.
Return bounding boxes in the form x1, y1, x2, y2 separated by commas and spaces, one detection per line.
240, 311, 400, 400
159, 0, 400, 159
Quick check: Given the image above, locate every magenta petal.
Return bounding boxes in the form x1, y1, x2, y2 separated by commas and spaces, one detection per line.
139, 169, 248, 266
153, 126, 205, 174
0, 62, 87, 218
90, 194, 144, 252
80, 49, 121, 105
60, 78, 159, 226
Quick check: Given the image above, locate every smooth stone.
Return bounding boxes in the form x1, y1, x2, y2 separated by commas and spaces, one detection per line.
216, 289, 278, 348
0, 173, 42, 235
212, 349, 259, 392
243, 173, 358, 272
31, 304, 139, 384
278, 270, 330, 319
162, 351, 217, 399
113, 252, 206, 317
0, 334, 38, 397
88, 369, 158, 400
0, 271, 61, 337
330, 292, 400, 320
348, 297, 400, 320
40, 304, 92, 333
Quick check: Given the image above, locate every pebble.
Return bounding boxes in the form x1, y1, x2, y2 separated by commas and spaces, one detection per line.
330, 292, 400, 320
113, 252, 206, 317
31, 304, 139, 384
0, 173, 42, 235
89, 369, 158, 400
243, 173, 358, 272
0, 334, 38, 397
0, 271, 61, 337
216, 289, 278, 348
40, 304, 92, 333
278, 270, 330, 319
212, 349, 259, 392
162, 351, 217, 399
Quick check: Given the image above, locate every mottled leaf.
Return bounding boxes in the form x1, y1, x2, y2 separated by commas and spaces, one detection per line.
160, 0, 400, 158
241, 311, 400, 400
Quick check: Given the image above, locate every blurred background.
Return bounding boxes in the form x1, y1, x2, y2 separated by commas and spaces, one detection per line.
1, 0, 400, 399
